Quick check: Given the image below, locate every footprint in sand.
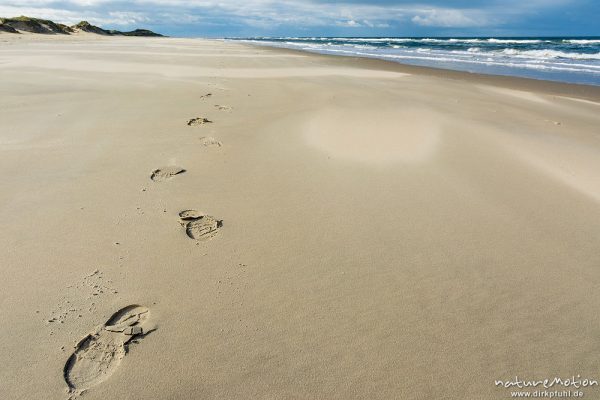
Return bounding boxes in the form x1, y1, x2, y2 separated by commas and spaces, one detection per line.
63, 305, 155, 396
187, 117, 212, 126
214, 105, 232, 112
150, 166, 186, 182
179, 210, 222, 240
544, 119, 562, 126
199, 136, 222, 147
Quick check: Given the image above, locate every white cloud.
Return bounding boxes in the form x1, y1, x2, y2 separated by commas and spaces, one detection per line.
336, 19, 361, 27
411, 9, 487, 27
0, 0, 405, 28
0, 0, 578, 32
0, 4, 151, 25
107, 11, 149, 24
0, 5, 86, 24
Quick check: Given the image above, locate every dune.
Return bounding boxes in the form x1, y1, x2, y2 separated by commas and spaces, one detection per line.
0, 16, 162, 36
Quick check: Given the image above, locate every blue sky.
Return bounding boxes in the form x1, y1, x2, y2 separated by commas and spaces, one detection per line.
0, 0, 598, 37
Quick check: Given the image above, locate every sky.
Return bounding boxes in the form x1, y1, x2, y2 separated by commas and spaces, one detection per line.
0, 0, 599, 37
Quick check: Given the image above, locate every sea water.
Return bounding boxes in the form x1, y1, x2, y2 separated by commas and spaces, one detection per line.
237, 37, 600, 86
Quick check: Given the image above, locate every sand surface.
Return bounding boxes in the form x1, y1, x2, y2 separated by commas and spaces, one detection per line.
1, 35, 600, 399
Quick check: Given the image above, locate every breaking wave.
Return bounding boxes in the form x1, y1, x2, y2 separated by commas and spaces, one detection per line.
235, 36, 600, 85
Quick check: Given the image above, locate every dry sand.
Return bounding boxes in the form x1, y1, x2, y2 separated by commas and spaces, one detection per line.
1, 34, 600, 399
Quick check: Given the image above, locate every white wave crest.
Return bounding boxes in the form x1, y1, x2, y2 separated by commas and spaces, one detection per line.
487, 38, 544, 44
501, 48, 600, 60
563, 39, 600, 44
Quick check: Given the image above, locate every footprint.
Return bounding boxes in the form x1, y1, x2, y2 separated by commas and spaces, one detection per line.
214, 105, 232, 112
199, 136, 222, 147
63, 305, 155, 396
150, 166, 186, 182
200, 93, 212, 99
179, 210, 222, 241
179, 210, 204, 220
544, 119, 562, 126
187, 117, 212, 126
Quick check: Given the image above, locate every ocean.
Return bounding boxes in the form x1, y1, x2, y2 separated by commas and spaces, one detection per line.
237, 37, 600, 86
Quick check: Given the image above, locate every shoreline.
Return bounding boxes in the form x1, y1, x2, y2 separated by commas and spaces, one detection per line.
242, 40, 600, 100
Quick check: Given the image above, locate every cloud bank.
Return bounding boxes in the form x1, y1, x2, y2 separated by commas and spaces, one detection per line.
0, 0, 596, 37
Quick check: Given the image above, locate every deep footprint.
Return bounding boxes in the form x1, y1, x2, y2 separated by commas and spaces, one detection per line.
187, 117, 212, 126
179, 210, 222, 240
150, 166, 186, 182
63, 305, 155, 396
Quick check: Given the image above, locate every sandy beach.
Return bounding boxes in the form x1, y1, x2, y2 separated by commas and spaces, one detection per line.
2, 34, 600, 399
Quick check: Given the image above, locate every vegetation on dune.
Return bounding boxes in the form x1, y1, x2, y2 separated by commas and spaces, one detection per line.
117, 29, 163, 37
73, 21, 111, 35
0, 16, 163, 36
0, 21, 20, 33
1, 16, 71, 34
